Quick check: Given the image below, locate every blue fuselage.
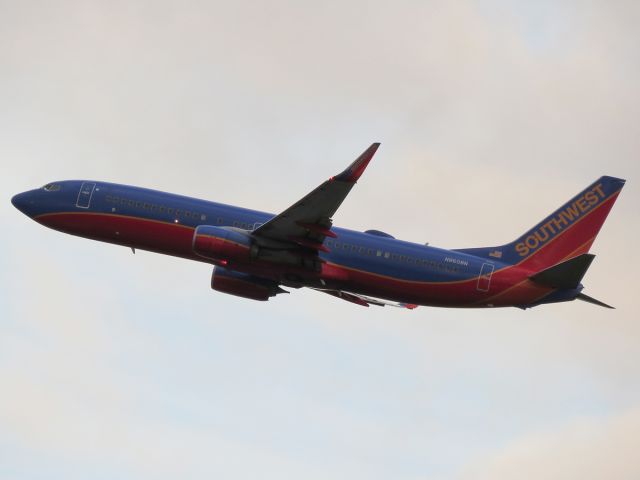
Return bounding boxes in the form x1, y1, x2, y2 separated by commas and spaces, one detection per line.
11, 180, 557, 307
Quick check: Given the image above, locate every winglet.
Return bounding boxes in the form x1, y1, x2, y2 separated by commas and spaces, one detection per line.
334, 143, 380, 183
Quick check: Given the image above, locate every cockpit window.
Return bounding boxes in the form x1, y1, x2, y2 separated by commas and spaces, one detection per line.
43, 183, 61, 191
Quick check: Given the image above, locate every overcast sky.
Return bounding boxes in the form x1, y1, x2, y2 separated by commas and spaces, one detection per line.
1, 1, 639, 479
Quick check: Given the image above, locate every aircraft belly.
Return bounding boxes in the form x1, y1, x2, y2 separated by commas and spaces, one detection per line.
36, 212, 196, 258
325, 262, 552, 308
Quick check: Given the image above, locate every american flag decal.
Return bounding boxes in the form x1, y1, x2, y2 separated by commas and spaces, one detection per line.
489, 250, 503, 259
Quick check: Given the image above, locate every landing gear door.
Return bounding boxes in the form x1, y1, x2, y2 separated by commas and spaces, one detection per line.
477, 263, 495, 292
76, 182, 96, 208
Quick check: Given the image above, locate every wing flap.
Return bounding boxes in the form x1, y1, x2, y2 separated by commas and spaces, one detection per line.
313, 288, 418, 309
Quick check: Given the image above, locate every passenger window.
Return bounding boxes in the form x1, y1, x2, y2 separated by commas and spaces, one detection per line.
201, 214, 206, 221
217, 217, 223, 224
185, 211, 191, 218
159, 206, 165, 213
384, 252, 390, 259
106, 195, 112, 202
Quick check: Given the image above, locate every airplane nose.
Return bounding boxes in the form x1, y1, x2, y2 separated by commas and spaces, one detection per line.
11, 191, 36, 217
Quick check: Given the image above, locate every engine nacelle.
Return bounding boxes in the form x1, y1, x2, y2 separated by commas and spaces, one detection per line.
211, 266, 285, 301
193, 225, 253, 262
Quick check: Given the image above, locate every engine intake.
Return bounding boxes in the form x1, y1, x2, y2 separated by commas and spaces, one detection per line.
193, 225, 253, 262
211, 266, 286, 301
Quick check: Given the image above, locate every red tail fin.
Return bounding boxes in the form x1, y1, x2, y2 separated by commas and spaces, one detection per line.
456, 176, 625, 271
516, 176, 625, 271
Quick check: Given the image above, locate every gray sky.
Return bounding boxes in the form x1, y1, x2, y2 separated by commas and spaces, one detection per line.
2, 1, 639, 479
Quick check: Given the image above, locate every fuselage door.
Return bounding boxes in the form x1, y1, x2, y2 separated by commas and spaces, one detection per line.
477, 262, 495, 292
76, 182, 96, 209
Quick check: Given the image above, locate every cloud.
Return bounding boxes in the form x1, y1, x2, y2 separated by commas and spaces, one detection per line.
456, 406, 640, 480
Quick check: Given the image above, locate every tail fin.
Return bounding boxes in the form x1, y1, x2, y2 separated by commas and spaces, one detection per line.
456, 176, 625, 270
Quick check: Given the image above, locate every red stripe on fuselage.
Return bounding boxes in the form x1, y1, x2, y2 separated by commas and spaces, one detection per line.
35, 211, 322, 283
36, 211, 199, 260
35, 210, 551, 307
323, 261, 549, 307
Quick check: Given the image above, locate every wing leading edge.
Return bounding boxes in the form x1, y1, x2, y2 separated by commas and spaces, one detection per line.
251, 143, 380, 251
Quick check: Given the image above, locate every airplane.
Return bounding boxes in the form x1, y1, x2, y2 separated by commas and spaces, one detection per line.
11, 143, 625, 309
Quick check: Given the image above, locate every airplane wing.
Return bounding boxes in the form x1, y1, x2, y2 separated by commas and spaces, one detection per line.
251, 143, 380, 251
312, 288, 418, 309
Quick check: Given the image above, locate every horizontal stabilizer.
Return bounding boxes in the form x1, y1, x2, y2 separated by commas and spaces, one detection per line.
529, 254, 595, 289
577, 293, 614, 309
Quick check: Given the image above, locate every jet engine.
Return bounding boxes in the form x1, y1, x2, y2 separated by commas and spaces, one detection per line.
193, 225, 255, 262
211, 266, 287, 301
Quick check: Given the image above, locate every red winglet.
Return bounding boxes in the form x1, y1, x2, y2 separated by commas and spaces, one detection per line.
334, 143, 380, 183
296, 221, 338, 238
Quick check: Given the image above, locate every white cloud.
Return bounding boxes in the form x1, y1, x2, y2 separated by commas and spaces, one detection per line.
457, 406, 640, 480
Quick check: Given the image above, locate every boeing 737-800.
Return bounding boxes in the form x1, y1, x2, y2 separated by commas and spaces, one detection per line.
12, 144, 625, 309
